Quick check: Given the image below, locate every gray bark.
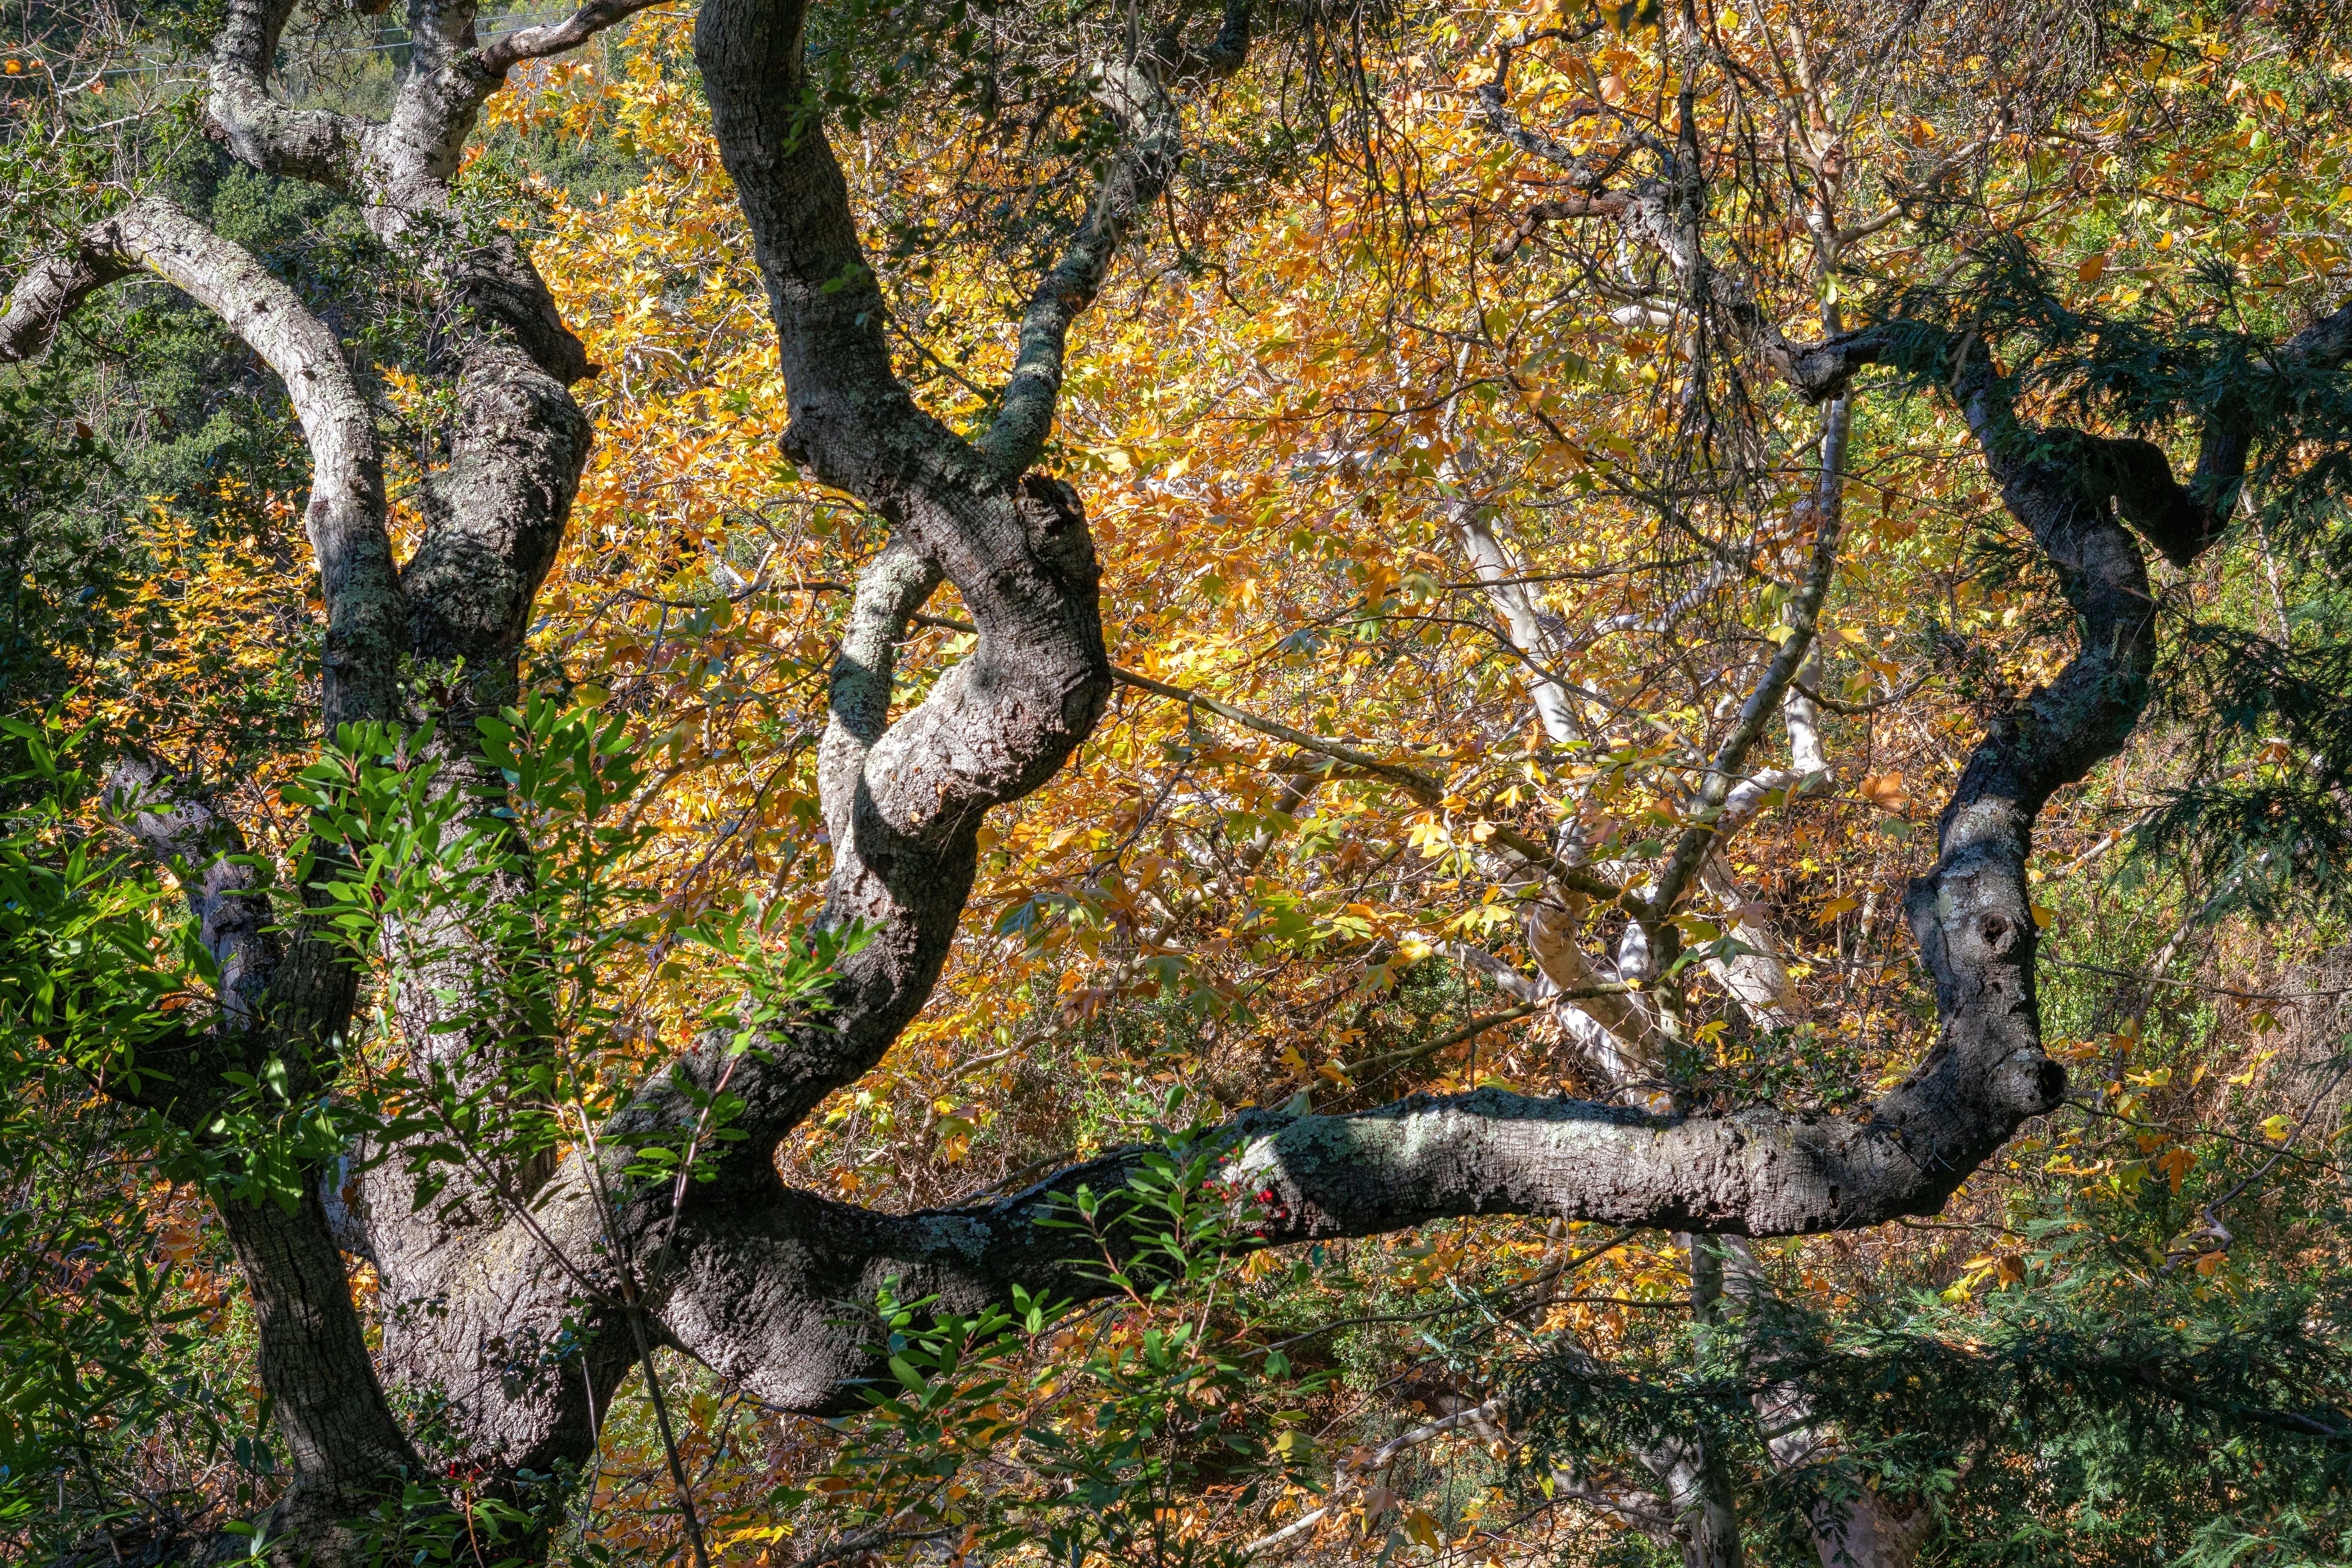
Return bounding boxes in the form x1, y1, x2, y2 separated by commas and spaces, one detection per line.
0, 3, 607, 1548
116, 198, 406, 729
7, 0, 2346, 1558
1, 193, 404, 727
0, 244, 132, 366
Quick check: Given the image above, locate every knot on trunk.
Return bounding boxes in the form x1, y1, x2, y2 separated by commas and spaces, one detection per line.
1997, 1049, 2068, 1118
1016, 472, 1097, 586
1974, 908, 2020, 957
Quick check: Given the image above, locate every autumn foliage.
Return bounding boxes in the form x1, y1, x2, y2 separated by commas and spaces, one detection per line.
4, 0, 2352, 1562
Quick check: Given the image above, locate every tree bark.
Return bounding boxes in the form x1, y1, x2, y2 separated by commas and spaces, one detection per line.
10, 2, 2350, 1556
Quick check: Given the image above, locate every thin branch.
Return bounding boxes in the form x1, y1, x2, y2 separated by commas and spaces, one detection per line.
1344, 1002, 1543, 1081
1649, 392, 1852, 920
1242, 1402, 1500, 1559
1791, 668, 1930, 715
979, 8, 1250, 475
1110, 665, 1446, 803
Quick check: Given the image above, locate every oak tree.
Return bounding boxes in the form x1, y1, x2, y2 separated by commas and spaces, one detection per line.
2, 0, 2350, 1562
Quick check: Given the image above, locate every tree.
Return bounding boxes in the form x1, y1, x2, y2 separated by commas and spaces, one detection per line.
2, 0, 2349, 1562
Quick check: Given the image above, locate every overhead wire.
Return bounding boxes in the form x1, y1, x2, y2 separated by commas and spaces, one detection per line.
6, 9, 580, 80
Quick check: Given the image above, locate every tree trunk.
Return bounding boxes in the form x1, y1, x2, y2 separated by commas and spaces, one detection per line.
7, 3, 2346, 1558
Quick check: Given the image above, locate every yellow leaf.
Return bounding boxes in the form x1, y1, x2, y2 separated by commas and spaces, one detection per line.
2029, 903, 2057, 930
1815, 896, 1859, 924
2078, 251, 2109, 282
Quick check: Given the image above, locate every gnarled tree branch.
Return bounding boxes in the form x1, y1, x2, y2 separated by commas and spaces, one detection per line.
977, 10, 1235, 477
107, 196, 404, 729
207, 0, 364, 183
0, 243, 131, 364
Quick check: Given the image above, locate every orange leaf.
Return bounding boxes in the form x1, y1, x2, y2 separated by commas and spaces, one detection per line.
1859, 772, 1910, 811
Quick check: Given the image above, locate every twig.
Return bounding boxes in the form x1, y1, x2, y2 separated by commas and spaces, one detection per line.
2167, 1059, 2352, 1268
2038, 958, 2352, 1003
560, 1101, 716, 1568
1790, 668, 1930, 715
1244, 1402, 1504, 1557
794, 1525, 957, 1568
1342, 1002, 1542, 1079
791, 576, 1637, 910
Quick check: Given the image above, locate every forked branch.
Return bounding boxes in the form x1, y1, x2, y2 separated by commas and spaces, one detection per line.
980, 4, 1255, 475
